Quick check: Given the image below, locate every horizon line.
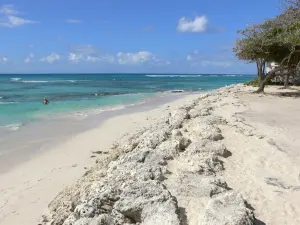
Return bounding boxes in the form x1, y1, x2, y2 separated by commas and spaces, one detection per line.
0, 72, 255, 75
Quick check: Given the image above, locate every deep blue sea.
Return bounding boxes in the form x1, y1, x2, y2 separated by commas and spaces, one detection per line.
0, 73, 254, 129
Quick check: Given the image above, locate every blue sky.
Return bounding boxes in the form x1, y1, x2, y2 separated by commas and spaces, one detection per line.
0, 0, 282, 74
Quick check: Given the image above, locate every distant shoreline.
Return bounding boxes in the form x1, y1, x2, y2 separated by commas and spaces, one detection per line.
0, 73, 256, 76
0, 91, 197, 174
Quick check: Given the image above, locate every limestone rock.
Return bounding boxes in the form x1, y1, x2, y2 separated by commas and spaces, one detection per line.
187, 123, 223, 141
40, 86, 256, 225
186, 140, 229, 157
189, 105, 213, 118
114, 180, 180, 224
199, 191, 255, 225
166, 172, 229, 199
168, 109, 190, 129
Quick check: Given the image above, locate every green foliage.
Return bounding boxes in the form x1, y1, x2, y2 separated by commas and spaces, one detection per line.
244, 78, 260, 87
244, 77, 276, 87
234, 3, 300, 77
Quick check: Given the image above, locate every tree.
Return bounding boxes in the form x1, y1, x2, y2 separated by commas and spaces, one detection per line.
233, 24, 270, 85
283, 0, 300, 8
255, 21, 300, 92
234, 2, 300, 93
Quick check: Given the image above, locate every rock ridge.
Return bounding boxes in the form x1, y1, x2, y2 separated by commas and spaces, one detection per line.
40, 84, 256, 225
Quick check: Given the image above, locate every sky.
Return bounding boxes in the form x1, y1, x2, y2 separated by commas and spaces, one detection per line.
0, 0, 283, 74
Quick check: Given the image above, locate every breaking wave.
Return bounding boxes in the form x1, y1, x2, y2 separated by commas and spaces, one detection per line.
5, 123, 23, 131
10, 77, 22, 81
146, 75, 203, 78
0, 101, 17, 105
11, 79, 90, 83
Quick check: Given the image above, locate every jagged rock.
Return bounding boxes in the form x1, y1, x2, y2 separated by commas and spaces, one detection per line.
73, 218, 92, 225
40, 85, 256, 225
114, 180, 180, 224
179, 153, 225, 175
107, 149, 168, 182
47, 186, 80, 225
171, 129, 182, 138
179, 100, 197, 111
63, 213, 78, 225
168, 109, 190, 129
199, 192, 255, 225
186, 140, 229, 157
141, 199, 181, 225
187, 123, 223, 141
135, 127, 170, 149
198, 93, 211, 100
166, 172, 229, 199
88, 214, 112, 225
155, 140, 181, 160
178, 137, 191, 151
189, 105, 213, 118
74, 203, 95, 218
198, 116, 227, 126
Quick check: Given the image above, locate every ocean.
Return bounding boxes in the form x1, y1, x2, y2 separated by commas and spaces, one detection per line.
0, 73, 254, 130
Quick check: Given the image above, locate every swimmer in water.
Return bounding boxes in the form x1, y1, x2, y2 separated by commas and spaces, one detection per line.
43, 97, 49, 105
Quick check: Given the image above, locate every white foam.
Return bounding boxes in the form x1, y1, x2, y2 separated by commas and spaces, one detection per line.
223, 75, 237, 77
11, 77, 21, 81
0, 102, 16, 105
146, 75, 203, 78
5, 123, 23, 131
19, 80, 89, 83
95, 105, 126, 114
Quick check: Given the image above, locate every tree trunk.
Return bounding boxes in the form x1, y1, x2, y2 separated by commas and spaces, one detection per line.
255, 71, 276, 93
256, 60, 265, 85
283, 75, 290, 88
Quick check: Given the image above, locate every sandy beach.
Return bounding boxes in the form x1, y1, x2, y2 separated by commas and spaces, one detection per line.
1, 84, 300, 225
0, 93, 201, 225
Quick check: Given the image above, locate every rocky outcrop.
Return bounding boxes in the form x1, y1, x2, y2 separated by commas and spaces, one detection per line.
40, 84, 256, 225
199, 192, 255, 225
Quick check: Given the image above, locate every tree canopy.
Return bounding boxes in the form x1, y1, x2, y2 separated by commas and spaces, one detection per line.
233, 0, 300, 92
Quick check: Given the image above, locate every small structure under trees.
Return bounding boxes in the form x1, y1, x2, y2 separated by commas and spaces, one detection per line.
233, 0, 300, 93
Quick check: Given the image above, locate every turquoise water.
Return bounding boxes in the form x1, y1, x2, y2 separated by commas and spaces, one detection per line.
0, 73, 254, 127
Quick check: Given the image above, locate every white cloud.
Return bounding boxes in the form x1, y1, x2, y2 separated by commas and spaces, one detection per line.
177, 16, 208, 33
0, 5, 37, 28
68, 45, 114, 64
86, 56, 101, 62
0, 57, 8, 64
117, 51, 157, 65
68, 45, 95, 63
200, 60, 232, 68
68, 53, 83, 63
0, 4, 17, 15
24, 53, 34, 63
86, 55, 114, 63
65, 19, 82, 23
40, 53, 60, 64
186, 50, 199, 61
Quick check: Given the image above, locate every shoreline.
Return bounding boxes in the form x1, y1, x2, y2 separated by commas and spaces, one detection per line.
1, 84, 300, 225
0, 92, 198, 174
0, 91, 202, 225
0, 91, 185, 131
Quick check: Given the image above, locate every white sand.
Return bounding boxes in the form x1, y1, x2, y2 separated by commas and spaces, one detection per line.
216, 86, 300, 225
0, 94, 199, 225
1, 85, 300, 225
